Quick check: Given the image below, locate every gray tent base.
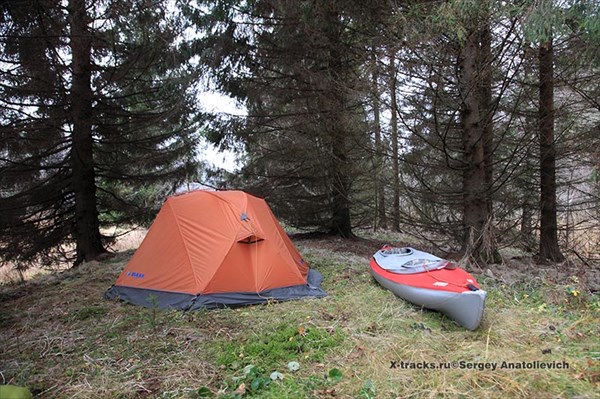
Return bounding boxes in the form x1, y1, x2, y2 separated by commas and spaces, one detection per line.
104, 269, 327, 310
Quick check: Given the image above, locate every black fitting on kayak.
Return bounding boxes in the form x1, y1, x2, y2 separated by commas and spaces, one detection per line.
467, 283, 479, 291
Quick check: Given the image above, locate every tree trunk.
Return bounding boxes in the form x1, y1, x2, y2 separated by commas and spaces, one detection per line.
478, 19, 501, 263
459, 28, 488, 263
372, 51, 386, 229
389, 49, 401, 232
538, 35, 564, 262
69, 0, 106, 264
479, 22, 494, 216
330, 132, 353, 237
324, 5, 353, 238
521, 201, 535, 252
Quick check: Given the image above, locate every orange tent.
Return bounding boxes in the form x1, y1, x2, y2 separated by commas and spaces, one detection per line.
105, 190, 326, 309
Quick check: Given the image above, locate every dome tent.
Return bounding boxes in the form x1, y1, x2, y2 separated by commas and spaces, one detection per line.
105, 190, 326, 309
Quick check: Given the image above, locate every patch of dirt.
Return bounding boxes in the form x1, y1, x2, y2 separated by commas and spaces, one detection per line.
291, 234, 389, 258
484, 256, 600, 292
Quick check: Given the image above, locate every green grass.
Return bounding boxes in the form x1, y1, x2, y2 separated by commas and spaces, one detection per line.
214, 322, 344, 368
0, 236, 598, 398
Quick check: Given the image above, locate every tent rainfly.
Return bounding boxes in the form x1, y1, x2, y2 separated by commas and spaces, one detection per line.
105, 190, 326, 309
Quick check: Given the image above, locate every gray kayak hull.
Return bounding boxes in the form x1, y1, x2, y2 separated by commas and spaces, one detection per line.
370, 268, 486, 330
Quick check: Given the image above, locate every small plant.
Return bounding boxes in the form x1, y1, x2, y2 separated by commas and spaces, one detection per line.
72, 306, 107, 321
218, 364, 274, 398
327, 368, 343, 382
287, 361, 300, 372
563, 275, 587, 308
194, 387, 214, 398
359, 380, 377, 399
269, 371, 284, 381
142, 294, 161, 333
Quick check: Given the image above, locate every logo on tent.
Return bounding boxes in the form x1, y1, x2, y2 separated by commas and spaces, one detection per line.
126, 271, 145, 279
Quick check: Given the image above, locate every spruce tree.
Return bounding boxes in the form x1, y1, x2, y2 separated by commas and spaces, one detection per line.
0, 0, 200, 266
188, 0, 376, 237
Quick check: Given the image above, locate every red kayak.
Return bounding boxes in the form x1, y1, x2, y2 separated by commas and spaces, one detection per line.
369, 246, 486, 330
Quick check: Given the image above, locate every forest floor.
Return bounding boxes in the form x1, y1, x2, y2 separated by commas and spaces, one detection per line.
0, 230, 598, 398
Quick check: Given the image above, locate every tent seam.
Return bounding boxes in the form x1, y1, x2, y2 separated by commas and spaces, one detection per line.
265, 207, 305, 280
194, 193, 245, 293
166, 199, 202, 293
202, 191, 262, 292
247, 196, 304, 287
244, 194, 261, 291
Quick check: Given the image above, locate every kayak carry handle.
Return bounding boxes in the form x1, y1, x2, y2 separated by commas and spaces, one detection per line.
466, 283, 479, 291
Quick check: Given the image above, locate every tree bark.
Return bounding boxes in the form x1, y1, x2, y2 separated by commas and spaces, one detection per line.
330, 119, 353, 237
324, 5, 353, 238
478, 18, 501, 263
69, 0, 106, 264
521, 200, 535, 252
389, 49, 401, 232
538, 35, 564, 262
372, 51, 387, 229
479, 22, 494, 216
459, 28, 488, 263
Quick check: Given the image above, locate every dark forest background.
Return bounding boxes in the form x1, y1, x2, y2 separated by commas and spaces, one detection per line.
1, 0, 599, 270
